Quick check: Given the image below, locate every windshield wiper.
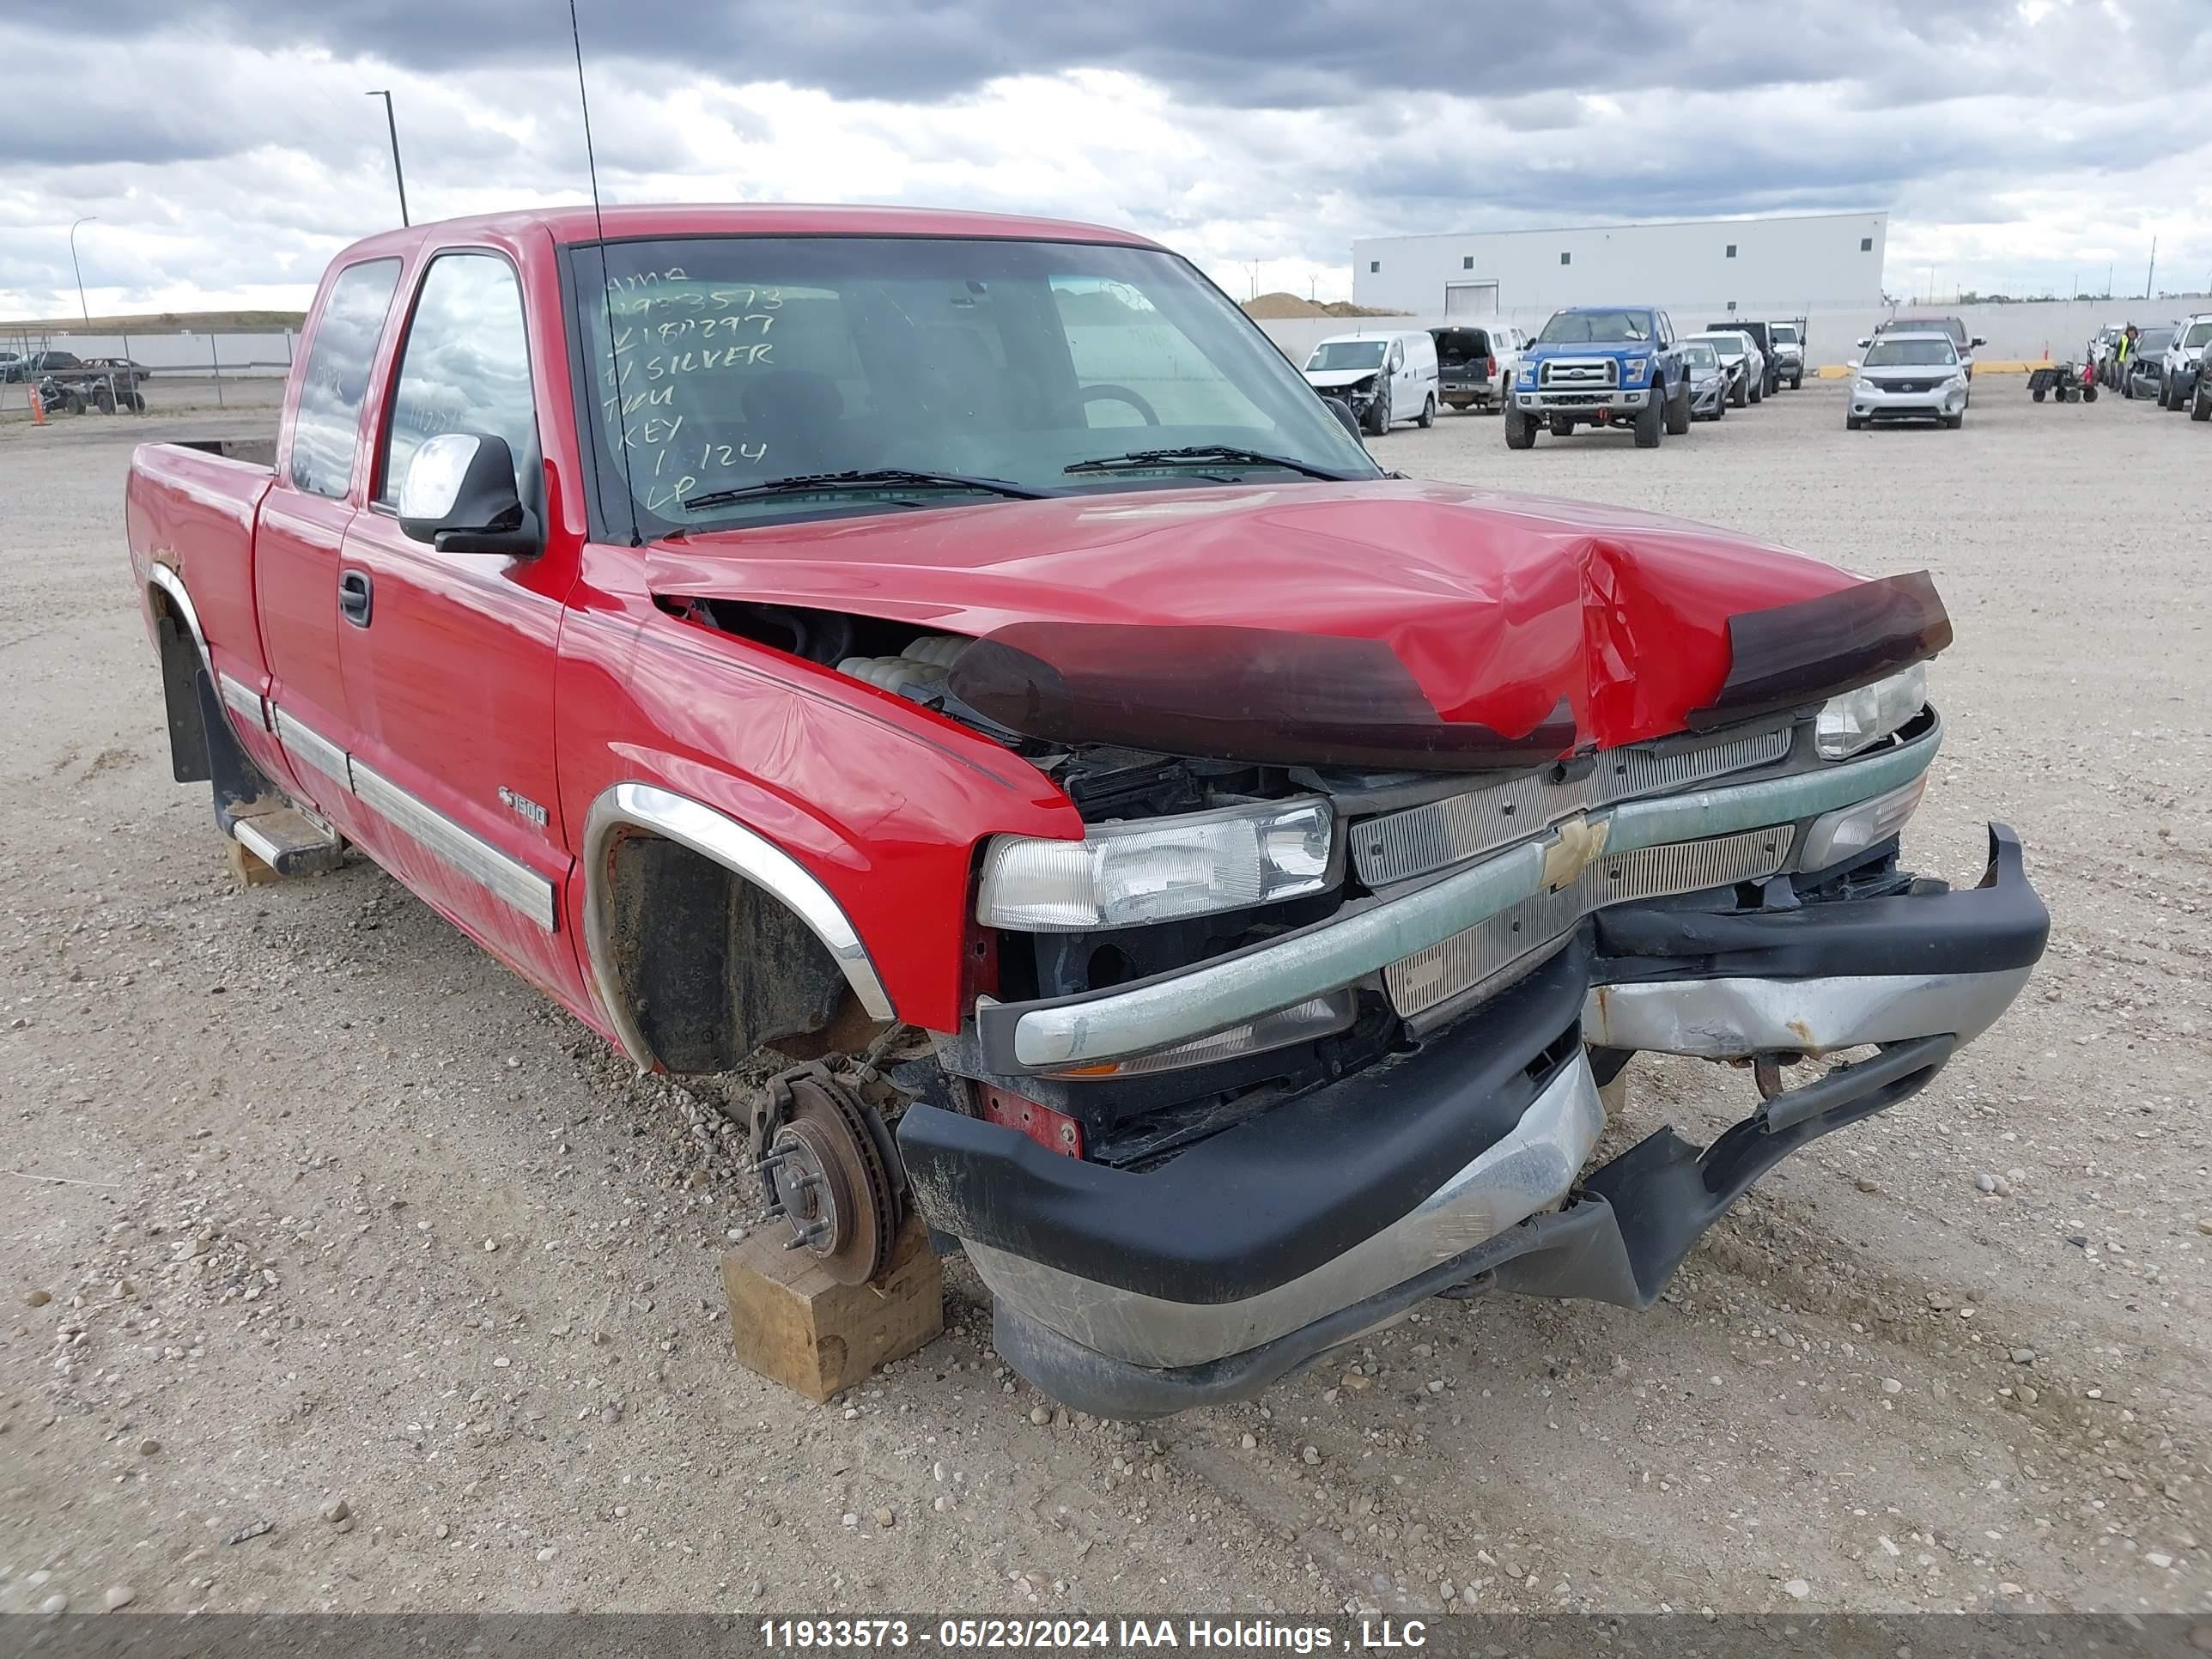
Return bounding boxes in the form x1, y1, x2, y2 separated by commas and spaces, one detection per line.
682, 469, 1054, 514
1063, 445, 1353, 482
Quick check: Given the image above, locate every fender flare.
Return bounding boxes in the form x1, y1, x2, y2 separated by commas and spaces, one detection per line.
580, 781, 896, 1070
146, 562, 211, 672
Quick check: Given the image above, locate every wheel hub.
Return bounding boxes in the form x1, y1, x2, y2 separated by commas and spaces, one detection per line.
756, 1068, 901, 1285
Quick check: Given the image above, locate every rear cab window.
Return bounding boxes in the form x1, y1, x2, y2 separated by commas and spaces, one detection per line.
289, 256, 404, 498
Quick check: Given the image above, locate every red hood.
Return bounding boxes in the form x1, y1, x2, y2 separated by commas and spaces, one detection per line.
641, 478, 1863, 753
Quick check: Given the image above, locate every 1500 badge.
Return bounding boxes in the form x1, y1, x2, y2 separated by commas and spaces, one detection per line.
497, 786, 548, 830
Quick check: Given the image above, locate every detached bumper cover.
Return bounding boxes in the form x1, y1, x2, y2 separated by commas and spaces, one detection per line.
904, 825, 2046, 1418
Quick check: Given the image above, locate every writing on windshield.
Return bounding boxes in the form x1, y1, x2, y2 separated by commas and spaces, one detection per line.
571, 235, 1376, 529
1307, 341, 1387, 371
1537, 310, 1651, 344
1863, 338, 1957, 367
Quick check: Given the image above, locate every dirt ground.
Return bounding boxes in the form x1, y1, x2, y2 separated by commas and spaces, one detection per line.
2, 377, 2207, 1620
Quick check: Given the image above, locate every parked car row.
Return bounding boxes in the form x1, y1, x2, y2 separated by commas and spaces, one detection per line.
2115, 314, 2212, 414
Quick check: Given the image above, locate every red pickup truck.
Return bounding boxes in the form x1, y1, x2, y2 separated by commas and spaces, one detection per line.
126, 204, 2046, 1418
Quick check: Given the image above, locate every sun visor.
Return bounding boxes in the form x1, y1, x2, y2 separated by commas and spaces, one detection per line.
1688, 569, 1952, 728
946, 622, 1576, 772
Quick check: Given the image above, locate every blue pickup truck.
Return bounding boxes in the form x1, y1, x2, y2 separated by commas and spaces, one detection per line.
1504, 306, 1691, 449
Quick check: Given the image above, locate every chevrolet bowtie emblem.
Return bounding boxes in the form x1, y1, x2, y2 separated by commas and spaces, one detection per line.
1541, 813, 1612, 890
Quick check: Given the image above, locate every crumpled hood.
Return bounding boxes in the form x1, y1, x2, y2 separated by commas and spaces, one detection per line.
1302, 368, 1382, 391
643, 480, 1869, 755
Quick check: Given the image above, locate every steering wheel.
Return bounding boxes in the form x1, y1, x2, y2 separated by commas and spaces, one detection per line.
1079, 383, 1161, 425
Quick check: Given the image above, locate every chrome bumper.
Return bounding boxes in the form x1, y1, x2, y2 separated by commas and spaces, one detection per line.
981, 720, 1943, 1073
1515, 386, 1650, 412
966, 1051, 1607, 1370
965, 956, 2030, 1374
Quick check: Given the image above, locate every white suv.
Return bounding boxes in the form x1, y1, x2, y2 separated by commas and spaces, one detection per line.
2160, 313, 2212, 412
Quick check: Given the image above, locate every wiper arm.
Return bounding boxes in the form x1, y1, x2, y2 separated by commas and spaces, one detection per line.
1063, 445, 1352, 482
682, 469, 1054, 514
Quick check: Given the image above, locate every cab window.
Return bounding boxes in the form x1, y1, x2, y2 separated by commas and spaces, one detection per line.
378, 252, 539, 509
289, 258, 401, 499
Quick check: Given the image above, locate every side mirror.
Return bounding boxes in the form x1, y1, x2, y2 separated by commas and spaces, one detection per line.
398, 432, 540, 556
1856, 337, 1871, 349
1322, 396, 1365, 445
1970, 337, 1987, 348
1846, 358, 1862, 370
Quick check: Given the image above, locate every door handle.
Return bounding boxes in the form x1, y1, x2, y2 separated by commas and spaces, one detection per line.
338, 568, 374, 628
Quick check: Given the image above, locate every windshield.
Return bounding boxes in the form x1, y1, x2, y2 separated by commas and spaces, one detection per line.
1306, 340, 1388, 371
1885, 318, 1966, 345
1695, 334, 1745, 360
1535, 309, 1651, 345
1863, 337, 1958, 368
2136, 328, 2176, 353
2184, 321, 2212, 348
1770, 325, 1800, 344
1681, 343, 1720, 372
571, 235, 1376, 529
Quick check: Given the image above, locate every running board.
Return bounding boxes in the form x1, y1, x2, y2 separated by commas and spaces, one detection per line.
230, 805, 346, 878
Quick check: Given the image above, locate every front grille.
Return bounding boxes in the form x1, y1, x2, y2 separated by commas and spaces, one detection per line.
1352, 726, 1792, 889
1384, 825, 1795, 1022
1540, 358, 1619, 388
1875, 379, 1936, 394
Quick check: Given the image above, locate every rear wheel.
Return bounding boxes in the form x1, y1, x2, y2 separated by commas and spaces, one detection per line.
1416, 393, 1435, 429
1504, 408, 1536, 448
1662, 380, 1690, 434
1632, 391, 1663, 447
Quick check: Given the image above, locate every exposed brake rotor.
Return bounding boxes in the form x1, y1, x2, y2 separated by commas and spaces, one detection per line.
757, 1067, 902, 1285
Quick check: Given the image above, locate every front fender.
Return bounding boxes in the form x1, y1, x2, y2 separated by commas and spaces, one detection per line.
554, 568, 1080, 1048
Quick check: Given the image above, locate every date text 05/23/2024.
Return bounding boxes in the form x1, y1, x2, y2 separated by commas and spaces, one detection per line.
757, 1619, 1429, 1651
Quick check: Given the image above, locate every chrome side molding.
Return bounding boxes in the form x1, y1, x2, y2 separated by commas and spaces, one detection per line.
580, 781, 895, 1070
351, 759, 557, 933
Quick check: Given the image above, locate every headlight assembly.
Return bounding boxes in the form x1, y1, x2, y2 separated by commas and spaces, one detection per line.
978, 799, 1335, 930
1816, 663, 1928, 760
1623, 356, 1650, 381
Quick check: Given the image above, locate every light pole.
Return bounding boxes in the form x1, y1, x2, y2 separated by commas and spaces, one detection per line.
69, 216, 98, 327
366, 90, 410, 226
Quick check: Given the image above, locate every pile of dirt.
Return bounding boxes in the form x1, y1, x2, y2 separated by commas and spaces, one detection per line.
1243, 292, 1408, 320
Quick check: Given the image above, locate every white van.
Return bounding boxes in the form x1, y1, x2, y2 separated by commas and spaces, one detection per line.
1302, 331, 1438, 435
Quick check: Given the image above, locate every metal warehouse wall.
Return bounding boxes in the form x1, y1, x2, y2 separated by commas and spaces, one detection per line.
1258, 294, 2212, 373
1352, 212, 1890, 318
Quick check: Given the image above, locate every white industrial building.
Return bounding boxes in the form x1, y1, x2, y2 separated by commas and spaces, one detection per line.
1350, 210, 1890, 320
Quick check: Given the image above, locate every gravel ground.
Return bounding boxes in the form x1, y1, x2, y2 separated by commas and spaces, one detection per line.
1, 378, 2207, 1620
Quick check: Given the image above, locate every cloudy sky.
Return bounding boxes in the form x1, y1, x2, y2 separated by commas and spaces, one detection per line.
4, 0, 2209, 320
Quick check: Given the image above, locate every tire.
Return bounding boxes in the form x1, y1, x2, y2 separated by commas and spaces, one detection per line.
1364, 388, 1391, 436
1662, 380, 1690, 435
1790, 374, 1802, 391
1749, 377, 1764, 405
2083, 383, 2098, 403
64, 391, 86, 416
1942, 412, 1964, 429
1416, 394, 1435, 429
2192, 386, 2211, 421
92, 385, 114, 414
1730, 375, 1747, 408
1504, 408, 1536, 448
2031, 386, 2046, 403
1632, 390, 1663, 447
1845, 415, 1864, 431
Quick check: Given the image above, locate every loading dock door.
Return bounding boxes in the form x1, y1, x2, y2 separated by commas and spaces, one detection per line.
1443, 281, 1500, 318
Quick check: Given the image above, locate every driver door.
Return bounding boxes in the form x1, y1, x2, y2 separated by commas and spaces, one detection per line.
333, 245, 584, 1003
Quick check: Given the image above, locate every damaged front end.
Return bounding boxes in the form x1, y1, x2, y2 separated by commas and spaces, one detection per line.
874, 571, 2046, 1418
